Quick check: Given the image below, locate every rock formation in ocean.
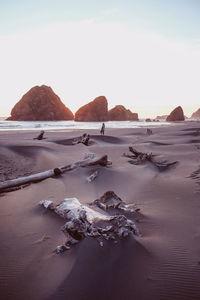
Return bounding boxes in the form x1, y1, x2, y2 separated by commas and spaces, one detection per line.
108, 105, 138, 121
191, 108, 200, 119
166, 106, 185, 122
75, 96, 108, 122
7, 85, 74, 121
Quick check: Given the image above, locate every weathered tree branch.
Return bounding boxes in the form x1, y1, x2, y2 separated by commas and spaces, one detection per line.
123, 147, 178, 171
0, 153, 111, 192
123, 147, 154, 165
72, 133, 90, 146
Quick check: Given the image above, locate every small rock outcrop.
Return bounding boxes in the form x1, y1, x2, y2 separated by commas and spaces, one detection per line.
191, 108, 200, 119
108, 105, 138, 121
166, 106, 185, 122
75, 96, 108, 122
7, 85, 74, 121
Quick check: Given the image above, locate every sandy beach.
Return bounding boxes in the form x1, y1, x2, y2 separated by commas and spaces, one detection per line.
1, 121, 200, 300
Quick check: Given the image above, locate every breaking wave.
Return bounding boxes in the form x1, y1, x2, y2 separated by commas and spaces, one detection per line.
0, 120, 170, 131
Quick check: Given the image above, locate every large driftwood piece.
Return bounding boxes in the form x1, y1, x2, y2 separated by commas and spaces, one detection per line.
40, 191, 139, 253
123, 147, 154, 163
72, 133, 90, 146
0, 153, 110, 192
123, 147, 178, 171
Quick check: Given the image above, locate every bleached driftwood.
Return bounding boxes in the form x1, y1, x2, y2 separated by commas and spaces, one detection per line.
123, 147, 178, 171
0, 153, 111, 192
40, 192, 139, 253
91, 191, 139, 213
72, 133, 90, 146
86, 170, 99, 182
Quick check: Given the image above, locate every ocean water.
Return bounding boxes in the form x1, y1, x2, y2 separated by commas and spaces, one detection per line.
0, 120, 171, 131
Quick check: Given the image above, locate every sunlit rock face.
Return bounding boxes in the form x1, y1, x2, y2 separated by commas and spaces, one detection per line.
108, 105, 138, 121
166, 106, 185, 122
74, 96, 108, 122
191, 108, 200, 119
7, 85, 74, 121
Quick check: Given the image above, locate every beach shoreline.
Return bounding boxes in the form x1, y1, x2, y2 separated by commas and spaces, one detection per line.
1, 121, 200, 299
0, 118, 182, 132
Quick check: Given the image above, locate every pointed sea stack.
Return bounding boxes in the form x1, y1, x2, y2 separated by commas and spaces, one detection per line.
75, 96, 108, 122
191, 108, 200, 119
166, 106, 185, 122
7, 85, 74, 121
108, 105, 138, 121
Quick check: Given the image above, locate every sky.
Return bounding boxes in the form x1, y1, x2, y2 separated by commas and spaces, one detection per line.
0, 0, 200, 118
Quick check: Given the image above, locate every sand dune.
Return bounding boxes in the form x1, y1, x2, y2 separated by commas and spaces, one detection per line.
0, 122, 200, 299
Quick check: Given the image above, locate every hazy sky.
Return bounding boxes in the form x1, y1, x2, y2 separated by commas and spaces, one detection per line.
0, 0, 200, 118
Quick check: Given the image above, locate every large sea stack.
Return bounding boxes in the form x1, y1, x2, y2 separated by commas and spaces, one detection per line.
7, 85, 74, 121
191, 108, 200, 119
166, 106, 185, 122
108, 105, 138, 121
75, 96, 108, 122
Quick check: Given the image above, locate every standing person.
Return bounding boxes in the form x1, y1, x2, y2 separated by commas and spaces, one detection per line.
100, 123, 105, 135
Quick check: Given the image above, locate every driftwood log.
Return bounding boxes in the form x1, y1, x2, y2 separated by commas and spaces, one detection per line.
123, 147, 178, 171
39, 191, 139, 253
34, 130, 45, 140
0, 153, 111, 192
72, 133, 90, 146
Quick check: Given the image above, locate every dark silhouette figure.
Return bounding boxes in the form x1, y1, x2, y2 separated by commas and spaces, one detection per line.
100, 123, 105, 135
146, 128, 152, 135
